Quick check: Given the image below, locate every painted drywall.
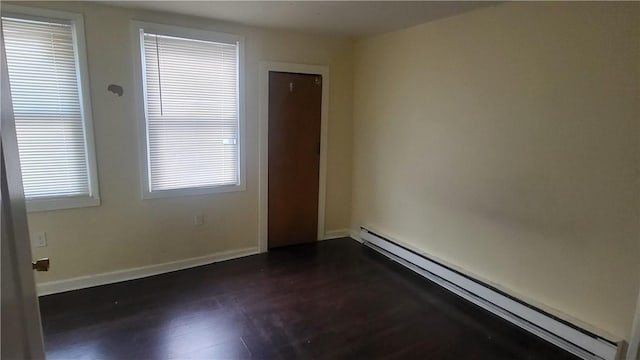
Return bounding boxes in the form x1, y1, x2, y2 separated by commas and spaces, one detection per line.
10, 1, 353, 283
351, 2, 639, 341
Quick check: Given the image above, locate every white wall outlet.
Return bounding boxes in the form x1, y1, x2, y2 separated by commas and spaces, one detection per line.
32, 232, 47, 247
194, 214, 204, 226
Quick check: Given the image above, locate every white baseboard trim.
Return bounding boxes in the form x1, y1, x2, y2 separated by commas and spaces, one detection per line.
359, 227, 624, 360
350, 228, 363, 243
37, 247, 259, 296
321, 229, 351, 240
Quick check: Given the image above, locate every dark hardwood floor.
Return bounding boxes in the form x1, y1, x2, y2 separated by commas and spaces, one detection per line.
39, 238, 579, 360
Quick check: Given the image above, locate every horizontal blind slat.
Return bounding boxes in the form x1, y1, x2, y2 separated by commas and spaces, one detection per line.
142, 31, 239, 191
2, 16, 91, 199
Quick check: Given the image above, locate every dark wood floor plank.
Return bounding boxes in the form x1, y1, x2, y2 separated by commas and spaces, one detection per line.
39, 239, 580, 360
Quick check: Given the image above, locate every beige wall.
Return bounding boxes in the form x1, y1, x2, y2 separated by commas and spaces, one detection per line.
12, 0, 640, 345
15, 2, 353, 282
351, 2, 639, 341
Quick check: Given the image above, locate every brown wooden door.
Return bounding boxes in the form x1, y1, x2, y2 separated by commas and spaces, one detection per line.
268, 71, 322, 249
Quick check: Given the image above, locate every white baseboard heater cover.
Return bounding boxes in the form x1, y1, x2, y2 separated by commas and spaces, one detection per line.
358, 227, 623, 360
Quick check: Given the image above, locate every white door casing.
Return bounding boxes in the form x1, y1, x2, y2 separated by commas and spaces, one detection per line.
0, 24, 46, 359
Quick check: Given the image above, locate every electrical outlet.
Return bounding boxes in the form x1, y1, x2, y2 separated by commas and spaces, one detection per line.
32, 232, 47, 247
194, 214, 204, 226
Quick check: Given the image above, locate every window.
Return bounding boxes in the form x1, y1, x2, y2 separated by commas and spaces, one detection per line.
134, 22, 244, 198
2, 7, 99, 212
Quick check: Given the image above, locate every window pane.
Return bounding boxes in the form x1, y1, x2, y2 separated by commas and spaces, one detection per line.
142, 32, 239, 192
3, 17, 90, 199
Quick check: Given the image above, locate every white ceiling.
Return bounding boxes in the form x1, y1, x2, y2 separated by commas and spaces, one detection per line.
109, 1, 493, 37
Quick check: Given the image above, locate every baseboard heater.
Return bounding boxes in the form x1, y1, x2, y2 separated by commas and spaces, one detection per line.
358, 227, 624, 360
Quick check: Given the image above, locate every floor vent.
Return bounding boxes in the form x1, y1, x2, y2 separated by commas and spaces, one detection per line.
358, 227, 623, 360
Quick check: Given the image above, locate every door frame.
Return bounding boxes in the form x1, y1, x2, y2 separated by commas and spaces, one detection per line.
258, 61, 329, 252
1, 25, 46, 359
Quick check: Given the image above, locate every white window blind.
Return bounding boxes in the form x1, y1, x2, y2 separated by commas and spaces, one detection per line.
3, 16, 92, 200
141, 31, 240, 193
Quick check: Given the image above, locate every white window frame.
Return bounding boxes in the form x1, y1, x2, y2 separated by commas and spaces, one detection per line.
2, 5, 100, 212
131, 21, 246, 200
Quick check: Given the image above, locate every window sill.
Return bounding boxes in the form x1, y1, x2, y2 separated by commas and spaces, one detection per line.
26, 196, 100, 213
142, 183, 246, 200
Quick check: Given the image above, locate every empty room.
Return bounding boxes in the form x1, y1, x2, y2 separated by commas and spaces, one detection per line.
1, 1, 639, 359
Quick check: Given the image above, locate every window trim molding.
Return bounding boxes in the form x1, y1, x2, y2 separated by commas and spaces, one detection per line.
2, 5, 101, 212
130, 20, 246, 200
